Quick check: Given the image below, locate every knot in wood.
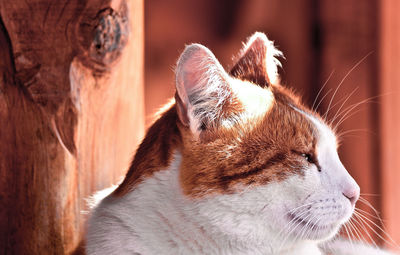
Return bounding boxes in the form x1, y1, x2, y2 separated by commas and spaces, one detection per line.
89, 8, 129, 67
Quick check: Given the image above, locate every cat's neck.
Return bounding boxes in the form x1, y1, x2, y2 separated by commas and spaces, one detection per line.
112, 153, 221, 254
114, 104, 182, 196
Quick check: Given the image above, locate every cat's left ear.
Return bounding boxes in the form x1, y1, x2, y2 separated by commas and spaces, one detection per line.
175, 44, 237, 137
230, 32, 283, 87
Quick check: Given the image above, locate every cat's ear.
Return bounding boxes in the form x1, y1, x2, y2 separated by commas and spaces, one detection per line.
230, 32, 283, 87
175, 44, 235, 135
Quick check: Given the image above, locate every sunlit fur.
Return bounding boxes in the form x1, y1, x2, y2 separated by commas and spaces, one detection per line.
87, 33, 394, 255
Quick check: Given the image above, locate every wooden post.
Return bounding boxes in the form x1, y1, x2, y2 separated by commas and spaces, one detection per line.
379, 0, 400, 247
0, 0, 144, 253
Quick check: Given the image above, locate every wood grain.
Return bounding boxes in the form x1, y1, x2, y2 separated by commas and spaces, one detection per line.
0, 0, 144, 253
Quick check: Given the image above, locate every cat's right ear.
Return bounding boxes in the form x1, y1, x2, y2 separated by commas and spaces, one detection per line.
230, 32, 283, 87
175, 44, 233, 136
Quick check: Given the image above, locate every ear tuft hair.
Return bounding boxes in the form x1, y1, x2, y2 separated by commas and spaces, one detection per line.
230, 32, 283, 87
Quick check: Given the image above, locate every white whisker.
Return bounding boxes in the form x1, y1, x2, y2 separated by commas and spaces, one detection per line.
329, 87, 358, 126
277, 209, 313, 252
358, 197, 382, 218
360, 193, 381, 197
312, 70, 334, 111
351, 216, 378, 248
343, 223, 356, 251
349, 217, 369, 245
314, 88, 333, 114
354, 211, 399, 249
324, 52, 372, 120
355, 207, 384, 222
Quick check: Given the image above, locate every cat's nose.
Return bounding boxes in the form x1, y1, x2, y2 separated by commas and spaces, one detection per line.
342, 184, 360, 207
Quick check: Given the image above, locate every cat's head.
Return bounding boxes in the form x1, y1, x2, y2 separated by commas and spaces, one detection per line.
174, 32, 360, 244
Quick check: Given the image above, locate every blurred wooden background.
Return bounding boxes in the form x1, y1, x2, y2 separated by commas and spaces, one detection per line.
0, 0, 400, 254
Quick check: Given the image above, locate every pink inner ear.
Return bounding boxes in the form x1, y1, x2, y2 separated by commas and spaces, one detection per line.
176, 44, 217, 100
175, 45, 213, 126
174, 44, 229, 129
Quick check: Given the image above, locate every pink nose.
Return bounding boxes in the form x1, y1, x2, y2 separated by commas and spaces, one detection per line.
342, 185, 360, 206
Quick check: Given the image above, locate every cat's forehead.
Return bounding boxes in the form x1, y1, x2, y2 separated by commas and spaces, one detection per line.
265, 87, 336, 150
289, 103, 338, 153
227, 79, 323, 142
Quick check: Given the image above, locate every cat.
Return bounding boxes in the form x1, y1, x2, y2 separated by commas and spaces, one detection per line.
86, 32, 394, 255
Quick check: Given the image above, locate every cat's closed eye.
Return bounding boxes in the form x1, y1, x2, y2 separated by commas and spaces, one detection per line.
301, 153, 314, 163
292, 150, 320, 170
300, 152, 322, 172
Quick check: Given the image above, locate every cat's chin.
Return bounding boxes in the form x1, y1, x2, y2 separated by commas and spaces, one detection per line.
284, 212, 343, 241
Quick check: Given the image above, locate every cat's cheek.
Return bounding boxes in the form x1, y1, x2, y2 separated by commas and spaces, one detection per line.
285, 169, 321, 201
339, 200, 355, 224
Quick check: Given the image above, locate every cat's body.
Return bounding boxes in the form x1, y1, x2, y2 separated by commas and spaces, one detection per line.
87, 33, 394, 255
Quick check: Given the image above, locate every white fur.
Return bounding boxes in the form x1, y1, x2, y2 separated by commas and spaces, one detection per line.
322, 238, 396, 255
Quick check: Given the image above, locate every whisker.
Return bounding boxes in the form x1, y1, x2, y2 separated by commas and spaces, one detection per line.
333, 102, 369, 131
277, 209, 313, 252
274, 207, 310, 250
354, 211, 392, 240
354, 211, 399, 248
336, 128, 373, 143
360, 193, 380, 197
343, 223, 356, 251
337, 129, 372, 137
315, 88, 333, 114
290, 213, 318, 250
358, 197, 381, 218
312, 70, 335, 111
335, 97, 378, 122
356, 196, 399, 247
355, 207, 385, 222
353, 212, 391, 247
329, 87, 359, 126
338, 135, 366, 140
348, 218, 366, 243
333, 93, 389, 131
286, 202, 314, 215
336, 110, 365, 131
350, 218, 363, 242
334, 99, 371, 127
351, 215, 379, 248
323, 52, 372, 124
